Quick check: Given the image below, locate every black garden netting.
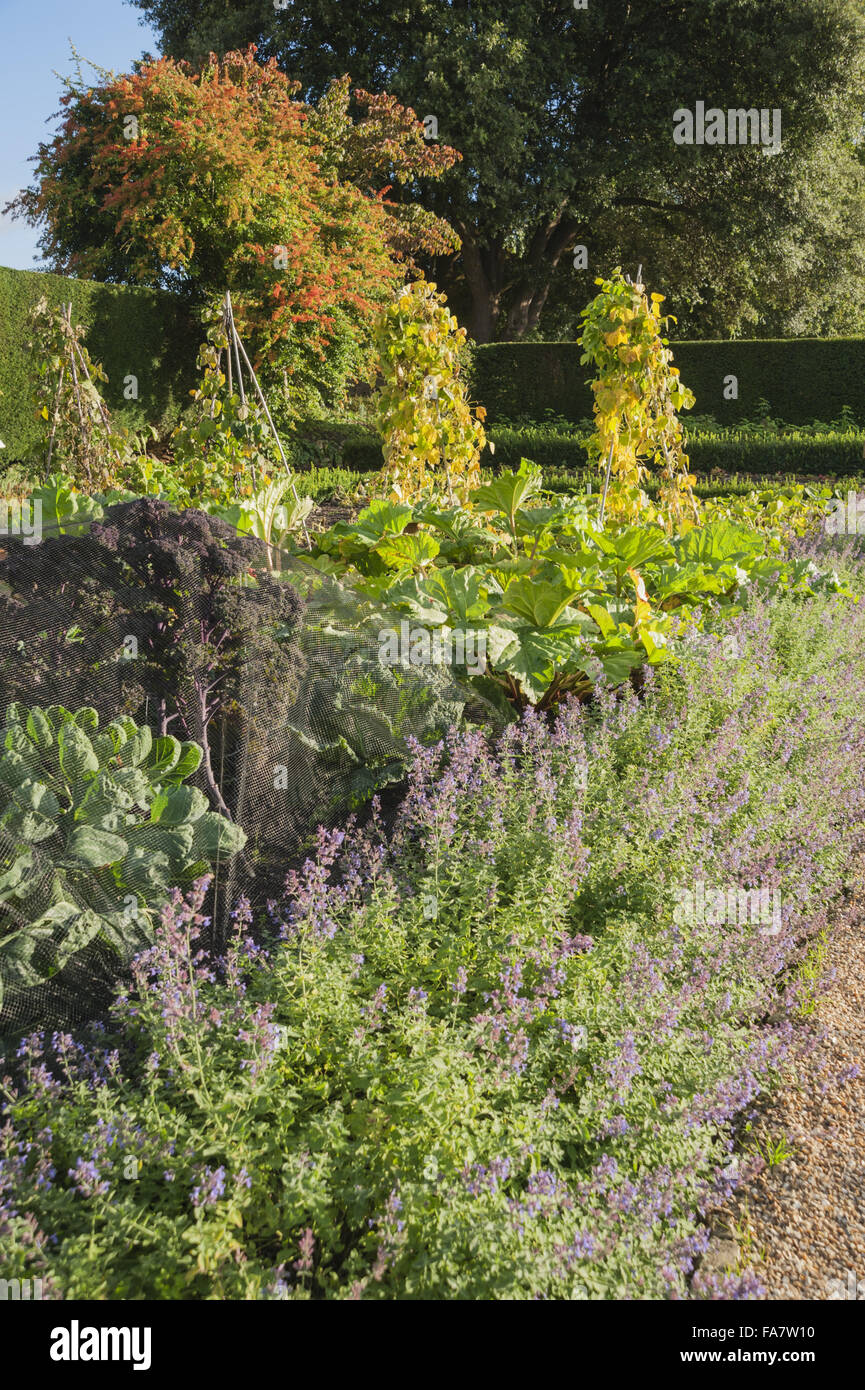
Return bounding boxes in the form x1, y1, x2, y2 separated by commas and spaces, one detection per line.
0, 498, 478, 1036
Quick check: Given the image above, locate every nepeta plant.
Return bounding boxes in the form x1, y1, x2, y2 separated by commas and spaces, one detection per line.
2, 542, 864, 1299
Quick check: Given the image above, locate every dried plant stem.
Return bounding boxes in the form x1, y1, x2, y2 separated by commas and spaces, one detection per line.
45, 364, 65, 472
64, 304, 92, 486
71, 337, 112, 434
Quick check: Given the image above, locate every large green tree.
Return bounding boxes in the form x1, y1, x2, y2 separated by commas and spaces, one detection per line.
128, 0, 865, 341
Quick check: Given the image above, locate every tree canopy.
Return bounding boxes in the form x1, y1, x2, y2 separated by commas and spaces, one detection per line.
128, 0, 865, 341
7, 46, 459, 408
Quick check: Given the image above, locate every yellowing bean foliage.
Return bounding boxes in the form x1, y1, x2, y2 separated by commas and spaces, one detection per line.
373, 280, 486, 506
579, 269, 699, 533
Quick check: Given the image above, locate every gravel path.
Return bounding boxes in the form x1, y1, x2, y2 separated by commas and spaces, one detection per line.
703, 873, 865, 1300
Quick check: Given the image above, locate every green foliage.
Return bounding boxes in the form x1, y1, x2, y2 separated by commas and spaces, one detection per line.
373, 281, 487, 506
27, 297, 158, 493
208, 479, 314, 561
0, 704, 244, 1011
7, 48, 462, 414
3, 577, 865, 1298
579, 270, 697, 530
286, 508, 471, 813
0, 266, 197, 466
128, 0, 865, 344
301, 471, 847, 710
793, 928, 829, 1019
170, 299, 294, 506
255, 418, 865, 483
6, 260, 865, 479
472, 460, 543, 546
469, 339, 865, 429
276, 635, 466, 816
286, 420, 383, 474
485, 424, 865, 479
0, 499, 306, 840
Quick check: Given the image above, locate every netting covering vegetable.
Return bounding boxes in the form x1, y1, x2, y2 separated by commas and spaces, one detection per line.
0, 498, 476, 1034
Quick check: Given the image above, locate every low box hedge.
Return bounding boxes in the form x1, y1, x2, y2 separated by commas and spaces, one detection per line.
485, 428, 865, 479
292, 423, 865, 481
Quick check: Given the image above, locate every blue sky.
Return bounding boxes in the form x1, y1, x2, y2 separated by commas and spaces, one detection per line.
0, 0, 159, 269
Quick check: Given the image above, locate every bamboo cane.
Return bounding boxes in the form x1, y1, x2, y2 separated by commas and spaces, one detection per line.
45, 364, 65, 473
224, 294, 256, 498
226, 293, 246, 407
64, 304, 92, 486
598, 438, 615, 528
223, 298, 233, 399
226, 308, 311, 548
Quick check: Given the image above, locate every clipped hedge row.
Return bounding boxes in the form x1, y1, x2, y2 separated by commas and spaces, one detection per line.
469, 339, 865, 427
291, 422, 865, 480
4, 263, 865, 470
290, 418, 383, 473
0, 265, 199, 461
485, 428, 865, 478
684, 434, 865, 477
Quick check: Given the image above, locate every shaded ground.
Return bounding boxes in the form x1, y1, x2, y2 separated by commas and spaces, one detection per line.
701, 870, 865, 1300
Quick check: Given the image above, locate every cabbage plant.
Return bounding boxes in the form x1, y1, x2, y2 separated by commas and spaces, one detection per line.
0, 703, 246, 1011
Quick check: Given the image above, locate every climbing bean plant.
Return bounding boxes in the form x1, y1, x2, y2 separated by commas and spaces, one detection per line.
373, 279, 487, 507
579, 269, 699, 533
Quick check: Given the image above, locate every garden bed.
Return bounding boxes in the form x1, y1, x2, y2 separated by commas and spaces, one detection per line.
3, 532, 864, 1298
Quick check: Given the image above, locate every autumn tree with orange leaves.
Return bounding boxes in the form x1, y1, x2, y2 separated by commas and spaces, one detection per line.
8, 46, 461, 412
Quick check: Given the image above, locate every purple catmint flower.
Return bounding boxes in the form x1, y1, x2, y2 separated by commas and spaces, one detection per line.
191, 1165, 227, 1208
294, 1227, 315, 1275
68, 1158, 110, 1198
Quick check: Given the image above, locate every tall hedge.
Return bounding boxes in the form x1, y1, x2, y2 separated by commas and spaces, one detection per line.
0, 266, 198, 463
4, 263, 865, 468
469, 339, 865, 427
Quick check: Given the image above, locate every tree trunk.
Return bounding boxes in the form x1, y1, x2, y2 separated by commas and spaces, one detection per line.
526, 284, 552, 334
468, 289, 497, 345
459, 231, 504, 344
502, 213, 581, 340
503, 287, 535, 339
